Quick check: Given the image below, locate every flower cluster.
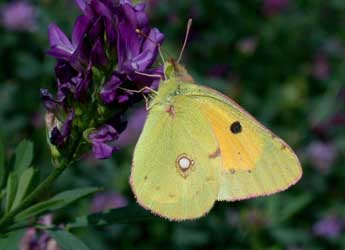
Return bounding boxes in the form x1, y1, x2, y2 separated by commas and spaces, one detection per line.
41, 0, 164, 159
20, 215, 59, 250
313, 215, 344, 239
90, 191, 127, 212
0, 1, 37, 32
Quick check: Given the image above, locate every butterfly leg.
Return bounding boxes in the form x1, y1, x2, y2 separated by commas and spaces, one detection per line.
119, 86, 156, 110
119, 86, 158, 95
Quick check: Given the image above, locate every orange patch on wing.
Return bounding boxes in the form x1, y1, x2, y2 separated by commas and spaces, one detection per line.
200, 101, 263, 171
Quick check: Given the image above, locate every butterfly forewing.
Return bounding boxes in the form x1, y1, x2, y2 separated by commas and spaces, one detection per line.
130, 95, 222, 220
183, 84, 302, 201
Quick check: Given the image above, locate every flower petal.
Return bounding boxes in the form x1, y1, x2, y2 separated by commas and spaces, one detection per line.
48, 23, 74, 53
89, 124, 119, 159
89, 124, 118, 143
75, 0, 87, 12
72, 15, 91, 47
75, 65, 92, 100
91, 39, 108, 67
40, 89, 58, 111
143, 28, 165, 53
100, 74, 123, 104
47, 46, 72, 61
117, 22, 141, 73
50, 110, 74, 147
92, 142, 118, 159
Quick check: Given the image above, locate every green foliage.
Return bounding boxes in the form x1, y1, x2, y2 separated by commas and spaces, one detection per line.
14, 140, 33, 175
0, 134, 5, 188
68, 204, 153, 229
0, 230, 25, 250
4, 173, 18, 213
0, 138, 100, 248
48, 229, 92, 250
1, 140, 35, 214
15, 187, 99, 221
11, 167, 36, 210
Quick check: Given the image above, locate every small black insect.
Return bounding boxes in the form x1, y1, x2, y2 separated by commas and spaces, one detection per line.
230, 121, 242, 134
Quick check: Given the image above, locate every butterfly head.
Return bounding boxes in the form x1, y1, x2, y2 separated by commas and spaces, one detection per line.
164, 59, 194, 83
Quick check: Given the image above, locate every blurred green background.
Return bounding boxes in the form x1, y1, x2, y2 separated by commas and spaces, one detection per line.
0, 0, 345, 249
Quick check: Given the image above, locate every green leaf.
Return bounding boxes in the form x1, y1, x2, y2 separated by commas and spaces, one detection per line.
68, 204, 153, 229
0, 133, 5, 188
11, 167, 35, 210
48, 229, 92, 250
47, 187, 100, 211
14, 199, 63, 221
0, 230, 25, 250
14, 140, 33, 174
279, 194, 313, 222
15, 187, 99, 221
5, 173, 18, 212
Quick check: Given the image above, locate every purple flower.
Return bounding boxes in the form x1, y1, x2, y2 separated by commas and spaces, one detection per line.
263, 0, 290, 16
47, 15, 91, 69
20, 215, 59, 250
40, 89, 64, 112
1, 2, 37, 32
50, 110, 74, 148
313, 215, 344, 239
43, 0, 165, 160
88, 125, 119, 159
117, 25, 164, 76
54, 61, 93, 101
116, 107, 147, 147
90, 191, 127, 212
311, 54, 330, 80
91, 39, 109, 67
100, 74, 125, 104
306, 141, 337, 174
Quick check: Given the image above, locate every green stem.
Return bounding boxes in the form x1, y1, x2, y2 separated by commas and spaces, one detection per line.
0, 160, 70, 230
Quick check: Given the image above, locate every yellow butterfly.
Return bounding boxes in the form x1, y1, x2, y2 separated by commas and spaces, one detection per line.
130, 21, 302, 221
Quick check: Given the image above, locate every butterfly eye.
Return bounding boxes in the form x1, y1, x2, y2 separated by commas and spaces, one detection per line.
230, 121, 242, 134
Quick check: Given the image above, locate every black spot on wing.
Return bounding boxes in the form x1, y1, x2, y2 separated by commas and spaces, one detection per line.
230, 121, 242, 134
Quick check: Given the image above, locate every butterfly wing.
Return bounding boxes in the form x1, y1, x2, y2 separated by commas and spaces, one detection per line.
130, 95, 222, 220
181, 83, 302, 201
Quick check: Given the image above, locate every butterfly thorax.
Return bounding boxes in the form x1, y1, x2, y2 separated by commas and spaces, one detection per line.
149, 60, 195, 109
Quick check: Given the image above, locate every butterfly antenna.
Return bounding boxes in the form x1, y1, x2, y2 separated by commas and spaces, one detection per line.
177, 18, 193, 63
136, 29, 165, 64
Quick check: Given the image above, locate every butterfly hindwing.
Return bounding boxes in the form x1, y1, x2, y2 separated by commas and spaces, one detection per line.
130, 95, 221, 220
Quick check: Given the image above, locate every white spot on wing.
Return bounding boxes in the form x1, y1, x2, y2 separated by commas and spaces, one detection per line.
178, 157, 191, 170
